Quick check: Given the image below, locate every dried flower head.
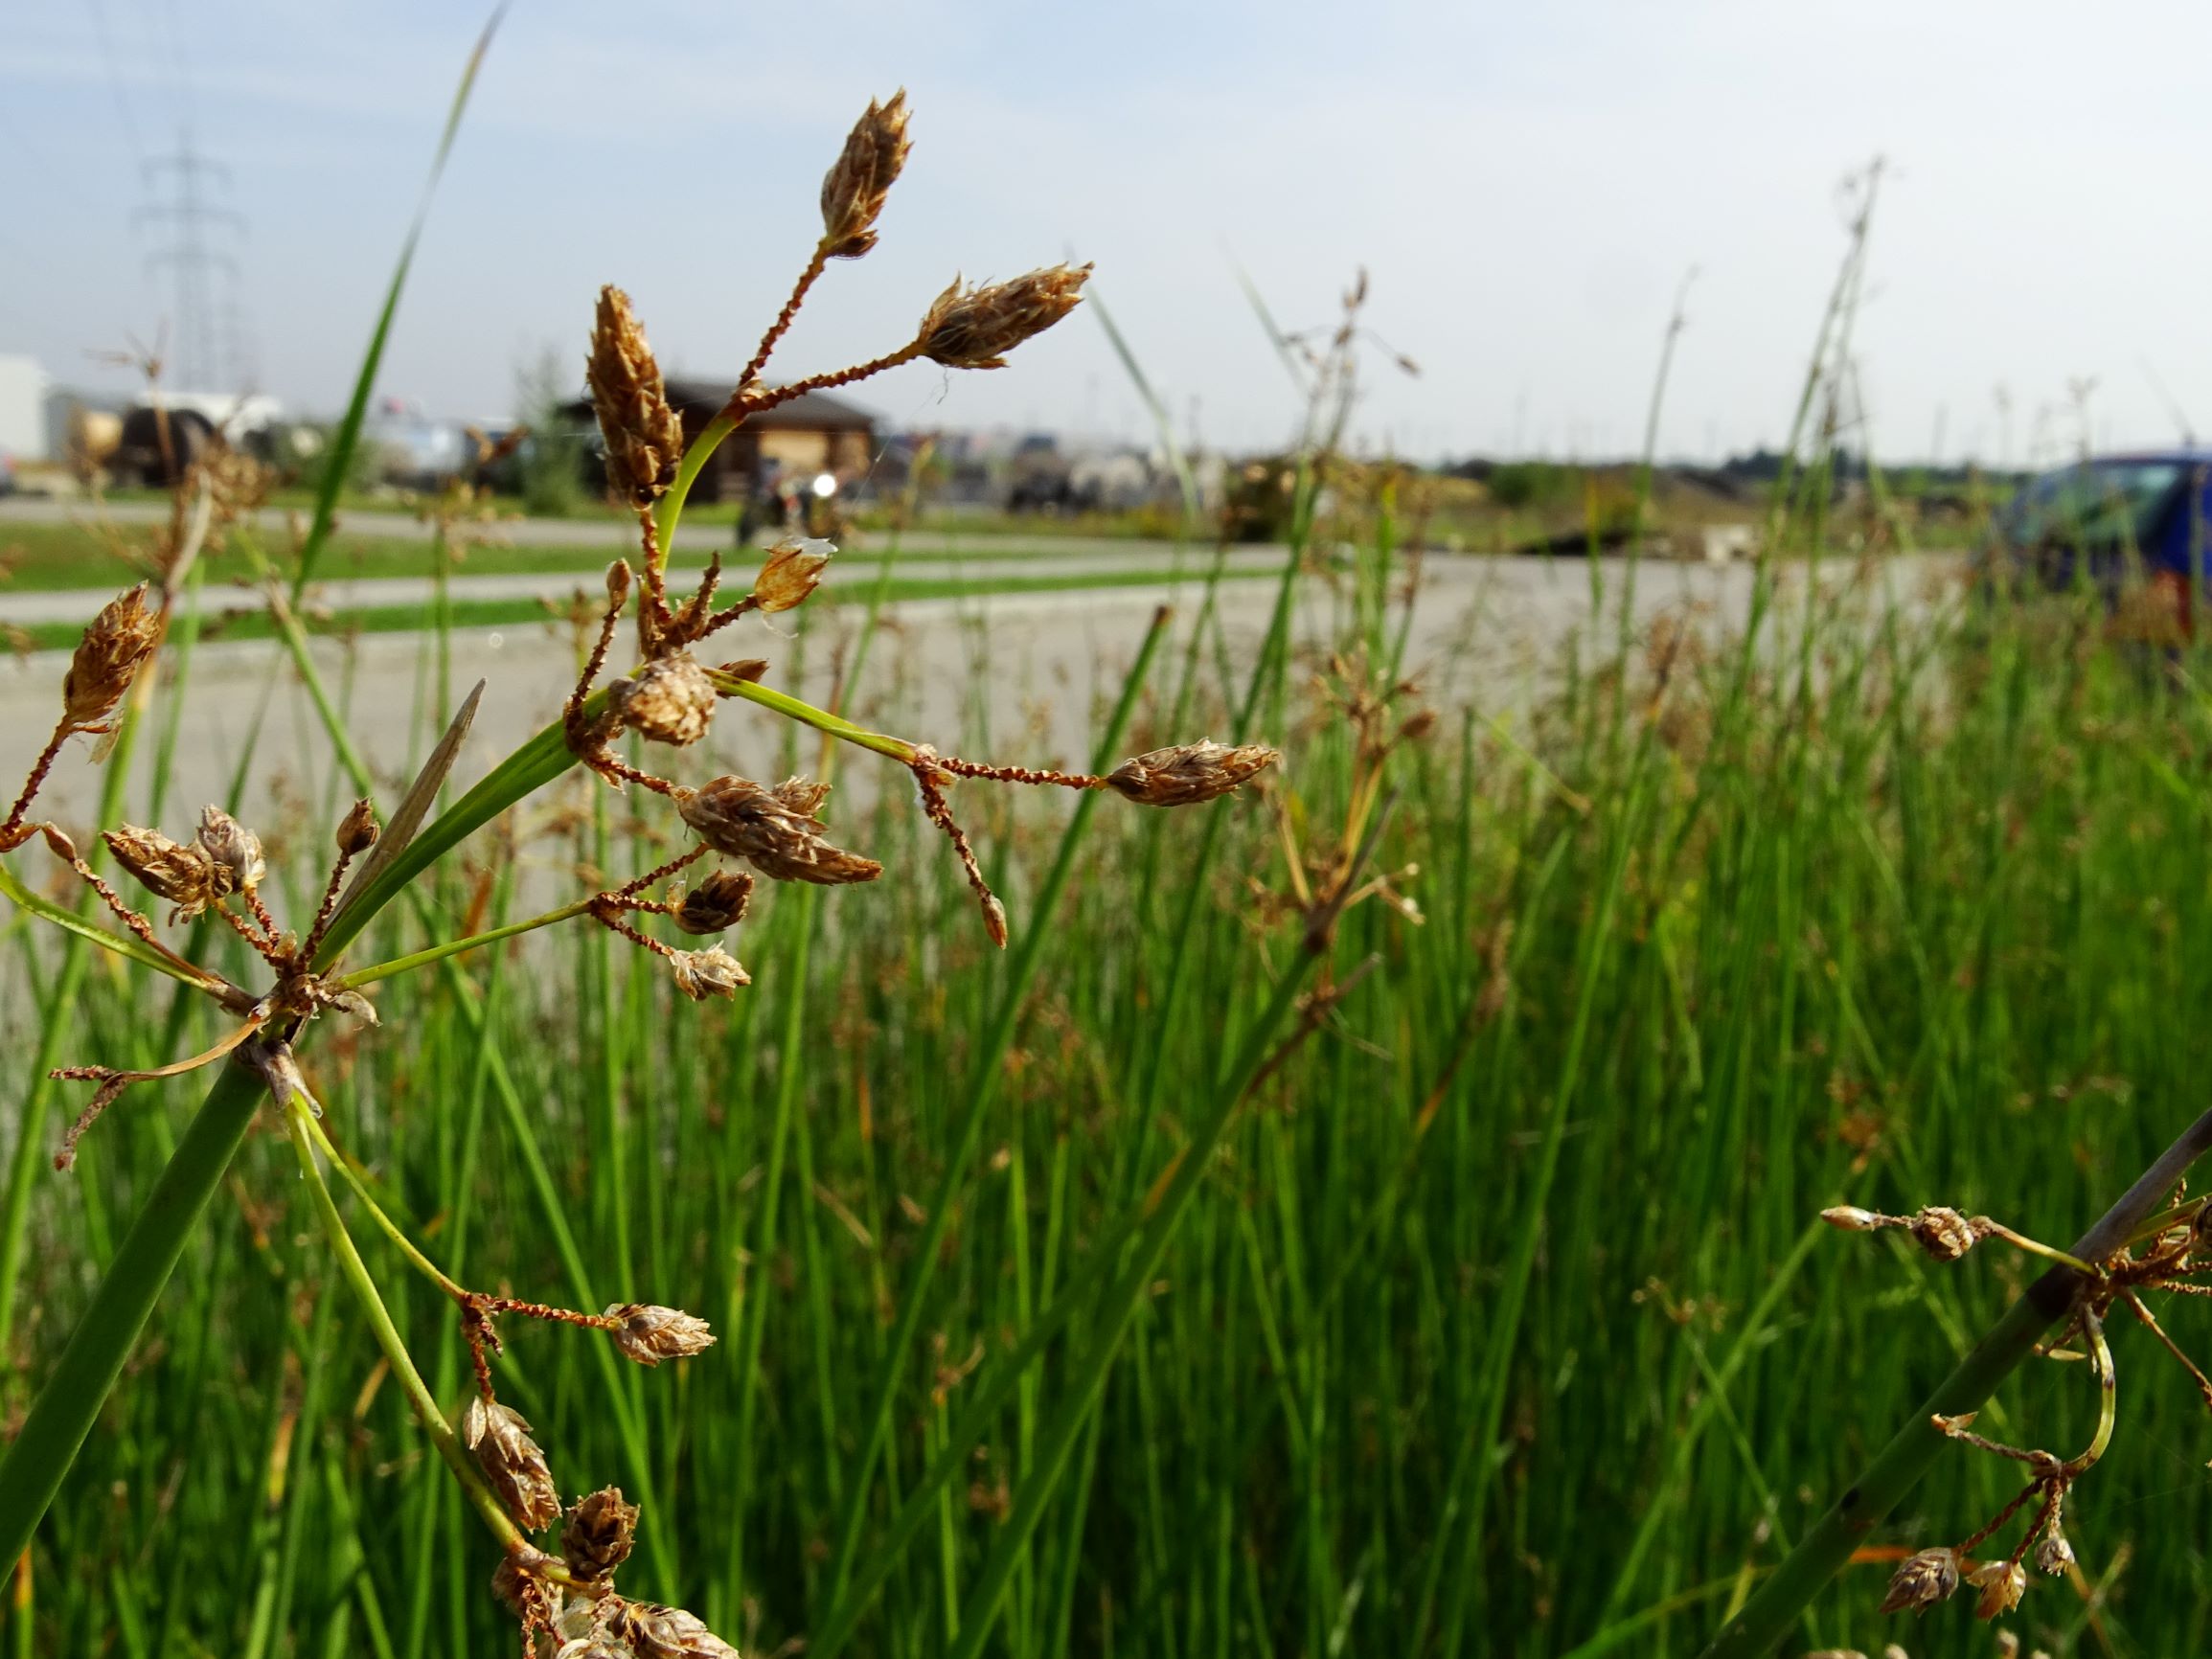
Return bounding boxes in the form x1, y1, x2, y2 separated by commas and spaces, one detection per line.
673, 869, 753, 936
1909, 1205, 1979, 1262
2034, 1528, 2075, 1576
752, 537, 832, 614
770, 776, 832, 817
61, 583, 161, 730
1106, 739, 1282, 807
667, 946, 748, 1001
607, 1601, 742, 1658
587, 285, 686, 507
196, 806, 266, 894
606, 558, 634, 608
1877, 1546, 1960, 1614
604, 1303, 717, 1366
38, 823, 78, 864
675, 775, 883, 885
103, 825, 218, 920
462, 1397, 561, 1532
614, 654, 718, 747
820, 89, 911, 259
335, 796, 380, 856
561, 1487, 640, 1583
1967, 1557, 2026, 1619
918, 262, 1092, 371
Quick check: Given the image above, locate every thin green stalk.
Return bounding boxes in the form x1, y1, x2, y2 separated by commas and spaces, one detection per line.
280, 1091, 530, 1553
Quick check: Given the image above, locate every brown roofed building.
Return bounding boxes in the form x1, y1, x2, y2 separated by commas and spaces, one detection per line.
566, 381, 878, 505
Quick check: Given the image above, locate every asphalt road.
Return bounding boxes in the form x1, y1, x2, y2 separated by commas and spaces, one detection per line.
0, 551, 1961, 840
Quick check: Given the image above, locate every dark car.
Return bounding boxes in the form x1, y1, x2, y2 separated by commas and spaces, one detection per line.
1991, 452, 2212, 622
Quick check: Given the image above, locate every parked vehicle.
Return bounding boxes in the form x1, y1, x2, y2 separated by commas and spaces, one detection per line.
1989, 453, 2212, 618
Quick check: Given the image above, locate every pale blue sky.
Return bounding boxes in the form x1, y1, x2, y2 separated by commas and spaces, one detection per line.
4, 1, 2210, 463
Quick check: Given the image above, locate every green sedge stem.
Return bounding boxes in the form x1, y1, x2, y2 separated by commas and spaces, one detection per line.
1980, 1223, 2101, 1278
281, 1089, 531, 1556
653, 411, 740, 564
707, 671, 917, 765
335, 899, 595, 990
296, 1108, 467, 1302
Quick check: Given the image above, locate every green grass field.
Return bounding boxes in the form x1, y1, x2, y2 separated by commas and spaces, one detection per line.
11, 495, 2212, 1656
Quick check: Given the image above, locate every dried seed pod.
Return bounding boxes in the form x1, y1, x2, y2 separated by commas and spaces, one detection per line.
1909, 1205, 1978, 1262
561, 1488, 640, 1583
752, 538, 832, 614
61, 583, 161, 730
196, 806, 266, 894
38, 823, 79, 864
1105, 739, 1281, 807
917, 263, 1093, 371
2034, 1528, 2075, 1576
335, 796, 380, 856
1877, 1546, 1960, 1615
675, 776, 882, 886
604, 1303, 717, 1366
712, 658, 768, 683
673, 869, 753, 936
667, 946, 748, 1001
608, 1601, 742, 1659
820, 89, 911, 259
606, 558, 634, 607
1967, 1558, 2025, 1619
103, 825, 219, 920
586, 285, 686, 507
613, 654, 717, 747
462, 1397, 561, 1532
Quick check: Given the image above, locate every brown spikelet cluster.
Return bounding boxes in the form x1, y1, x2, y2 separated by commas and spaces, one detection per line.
674, 775, 883, 886
561, 1488, 639, 1583
672, 869, 752, 936
604, 1303, 718, 1366
919, 262, 1094, 371
610, 653, 718, 747
463, 1398, 561, 1532
1106, 739, 1283, 807
61, 584, 163, 732
820, 88, 911, 259
587, 285, 687, 508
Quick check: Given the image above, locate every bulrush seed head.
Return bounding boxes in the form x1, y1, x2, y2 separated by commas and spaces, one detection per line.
61, 583, 161, 730
1877, 1546, 1960, 1614
462, 1397, 561, 1532
587, 285, 686, 507
1106, 739, 1282, 807
561, 1487, 640, 1582
667, 947, 748, 1001
673, 869, 753, 936
604, 1303, 718, 1366
613, 654, 718, 747
752, 537, 832, 613
608, 1601, 742, 1658
2035, 1529, 2076, 1576
820, 89, 911, 259
38, 823, 78, 864
335, 796, 380, 856
918, 262, 1093, 371
196, 806, 266, 894
675, 775, 883, 885
103, 825, 218, 920
1909, 1205, 1979, 1262
606, 558, 634, 608
1967, 1558, 2026, 1619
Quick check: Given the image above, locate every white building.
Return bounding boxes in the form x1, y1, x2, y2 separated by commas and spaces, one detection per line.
0, 355, 50, 460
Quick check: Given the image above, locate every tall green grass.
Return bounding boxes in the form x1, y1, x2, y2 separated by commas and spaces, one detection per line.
15, 490, 2212, 1655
